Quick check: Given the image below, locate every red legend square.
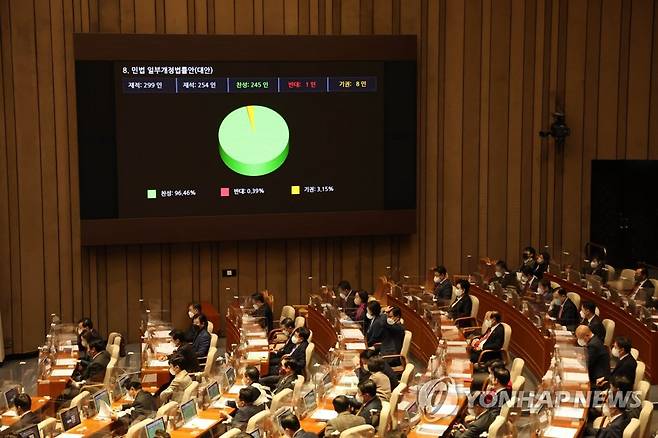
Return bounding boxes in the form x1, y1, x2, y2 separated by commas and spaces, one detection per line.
220, 187, 230, 197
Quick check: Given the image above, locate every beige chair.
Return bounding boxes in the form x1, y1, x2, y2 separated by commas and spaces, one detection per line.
218, 429, 243, 438
281, 305, 296, 322
511, 376, 525, 393
389, 383, 407, 429
245, 409, 270, 433
620, 269, 636, 283
499, 396, 516, 421
634, 361, 645, 390
305, 342, 315, 377
112, 335, 121, 348
102, 357, 118, 387
156, 401, 179, 418
382, 330, 412, 374
566, 292, 581, 310
623, 418, 640, 438
70, 390, 90, 410
295, 316, 306, 328
400, 363, 415, 386
210, 333, 219, 349
478, 323, 512, 364
650, 279, 658, 297
510, 358, 525, 382
339, 424, 376, 438
38, 417, 57, 438
630, 348, 639, 360
293, 375, 305, 397
107, 344, 120, 360
126, 418, 152, 438
106, 332, 120, 350
454, 295, 480, 327
602, 319, 615, 348
487, 415, 507, 438
638, 400, 653, 438
636, 380, 650, 402
604, 265, 616, 280
376, 400, 391, 437
195, 346, 218, 380
182, 381, 199, 404
207, 320, 214, 334
270, 388, 293, 412
308, 329, 314, 343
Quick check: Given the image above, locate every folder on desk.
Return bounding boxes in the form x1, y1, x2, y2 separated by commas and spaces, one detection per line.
553, 406, 585, 419
247, 338, 269, 347
563, 372, 589, 383
340, 329, 364, 340
50, 368, 74, 377
415, 424, 449, 436
543, 426, 579, 438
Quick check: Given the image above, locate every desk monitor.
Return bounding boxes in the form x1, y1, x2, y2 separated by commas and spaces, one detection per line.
3, 387, 19, 409
16, 424, 40, 438
225, 367, 236, 387
93, 389, 111, 412
180, 399, 197, 423
321, 371, 332, 386
206, 381, 220, 401
60, 406, 82, 431
114, 374, 131, 399
406, 401, 418, 417
144, 417, 167, 438
275, 407, 293, 431
303, 389, 317, 412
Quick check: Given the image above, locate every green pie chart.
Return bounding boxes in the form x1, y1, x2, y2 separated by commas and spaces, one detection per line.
218, 105, 290, 176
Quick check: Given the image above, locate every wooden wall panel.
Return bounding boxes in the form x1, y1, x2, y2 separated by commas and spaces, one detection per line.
2, 0, 658, 352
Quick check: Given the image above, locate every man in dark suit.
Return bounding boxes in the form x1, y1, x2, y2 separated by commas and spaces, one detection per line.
469, 311, 504, 363
0, 393, 40, 437
184, 303, 202, 342
266, 358, 303, 394
580, 301, 605, 342
490, 261, 518, 290
585, 256, 608, 283
380, 306, 405, 357
455, 370, 512, 438
576, 325, 610, 385
605, 337, 637, 385
532, 251, 550, 279
191, 314, 211, 358
518, 246, 537, 272
356, 349, 399, 390
169, 330, 200, 372
118, 381, 157, 421
76, 317, 101, 361
365, 301, 387, 346
355, 380, 383, 427
251, 292, 274, 333
549, 289, 580, 331
520, 266, 539, 292
218, 387, 266, 431
585, 396, 630, 438
337, 280, 357, 318
432, 265, 453, 301
280, 413, 318, 438
630, 267, 655, 304
79, 339, 111, 383
448, 279, 473, 320
284, 327, 310, 369
269, 318, 296, 368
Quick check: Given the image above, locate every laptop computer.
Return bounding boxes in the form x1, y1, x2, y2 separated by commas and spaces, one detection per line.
15, 424, 40, 438
144, 417, 166, 438
3, 387, 19, 409
303, 389, 317, 414
206, 381, 220, 402
275, 407, 293, 432
60, 406, 82, 431
113, 374, 131, 400
179, 399, 216, 430
225, 367, 236, 387
93, 389, 112, 417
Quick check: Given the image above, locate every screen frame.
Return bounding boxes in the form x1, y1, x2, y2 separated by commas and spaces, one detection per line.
74, 34, 417, 245
60, 406, 81, 431
145, 417, 167, 438
180, 399, 197, 423
16, 424, 40, 438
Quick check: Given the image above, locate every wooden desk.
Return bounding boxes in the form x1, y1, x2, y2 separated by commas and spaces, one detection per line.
545, 273, 658, 383
37, 351, 78, 398
0, 397, 51, 426
66, 416, 114, 437
169, 410, 222, 438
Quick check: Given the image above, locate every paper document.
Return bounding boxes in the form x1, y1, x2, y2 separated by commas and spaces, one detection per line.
153, 330, 171, 338
552, 330, 573, 336
246, 351, 269, 361
561, 358, 582, 368
543, 426, 579, 438
181, 418, 217, 430
447, 346, 466, 354
554, 407, 585, 419
142, 373, 158, 383
56, 358, 78, 366
430, 404, 458, 416
148, 359, 169, 367
247, 338, 268, 347
228, 385, 246, 394
441, 325, 458, 330
56, 434, 85, 438
446, 340, 467, 346
448, 373, 471, 379
155, 344, 176, 355
211, 398, 231, 409
563, 372, 589, 383
2, 410, 17, 417
416, 424, 449, 436
345, 343, 366, 350
50, 368, 74, 377
310, 409, 339, 421
341, 329, 364, 339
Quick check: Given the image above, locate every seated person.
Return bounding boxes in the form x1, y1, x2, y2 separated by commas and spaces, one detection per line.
271, 317, 296, 346
353, 290, 369, 322
355, 380, 383, 427
549, 288, 579, 331
519, 265, 539, 292
580, 301, 605, 342
609, 376, 641, 419
469, 311, 504, 363
366, 357, 392, 401
532, 251, 550, 279
218, 387, 266, 431
191, 313, 211, 358
537, 278, 554, 301
483, 360, 511, 394
324, 395, 366, 436
365, 300, 387, 346
630, 267, 655, 304
576, 325, 610, 385
239, 366, 271, 407
263, 358, 304, 394
585, 256, 608, 283
77, 339, 111, 383
380, 306, 405, 358
283, 327, 310, 370
251, 292, 274, 333
185, 303, 202, 342
116, 381, 157, 422
490, 261, 518, 290
355, 349, 399, 390
160, 356, 193, 404
432, 265, 453, 301
584, 392, 630, 438
270, 322, 300, 370
447, 279, 473, 320
0, 393, 40, 437
76, 317, 101, 359
605, 337, 637, 385
518, 246, 537, 272
280, 413, 318, 438
337, 280, 357, 317
453, 390, 502, 438
169, 329, 200, 372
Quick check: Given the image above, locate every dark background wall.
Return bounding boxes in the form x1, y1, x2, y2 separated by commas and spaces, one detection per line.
1, 0, 657, 353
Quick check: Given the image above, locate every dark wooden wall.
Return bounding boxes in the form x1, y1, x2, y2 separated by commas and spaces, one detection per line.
1, 0, 657, 354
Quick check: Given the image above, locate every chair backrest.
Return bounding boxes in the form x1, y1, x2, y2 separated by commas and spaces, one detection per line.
501, 323, 512, 352
246, 409, 270, 433
270, 388, 293, 413
389, 383, 407, 429
307, 329, 314, 343
210, 333, 218, 349
566, 292, 581, 310
634, 361, 645, 390
202, 347, 218, 377
112, 335, 121, 347
125, 418, 152, 438
510, 358, 525, 382
401, 331, 412, 358
294, 316, 305, 328
156, 401, 179, 417
620, 269, 636, 283
639, 400, 653, 438
207, 320, 214, 334
106, 332, 119, 350
103, 357, 118, 386
376, 400, 391, 437
623, 418, 640, 438
38, 417, 57, 438
182, 381, 199, 404
488, 415, 507, 438
512, 376, 525, 393
107, 344, 120, 360
602, 319, 615, 348
400, 363, 415, 386
293, 375, 305, 397
499, 396, 516, 421
604, 265, 616, 280
470, 295, 479, 318
630, 348, 639, 360
339, 424, 376, 438
636, 380, 650, 402
281, 305, 295, 322
70, 390, 90, 410
305, 343, 315, 377
651, 279, 658, 296
219, 428, 243, 438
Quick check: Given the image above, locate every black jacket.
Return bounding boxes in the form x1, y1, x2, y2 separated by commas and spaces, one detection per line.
586, 265, 608, 283
272, 334, 295, 359
356, 363, 399, 390
533, 261, 548, 279
356, 396, 383, 427
274, 374, 299, 394
80, 350, 111, 382
170, 342, 200, 373
596, 413, 630, 438
491, 272, 518, 290
122, 390, 157, 420
191, 328, 211, 358
550, 298, 579, 331
434, 279, 453, 300
582, 315, 606, 342
610, 354, 637, 384
448, 294, 472, 320
366, 314, 387, 346
0, 411, 41, 437
470, 324, 505, 363
380, 322, 405, 356
230, 403, 266, 431
253, 303, 274, 333
287, 340, 309, 368
587, 336, 610, 384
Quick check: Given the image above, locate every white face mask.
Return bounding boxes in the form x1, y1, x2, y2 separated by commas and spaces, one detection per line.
433, 276, 441, 283
188, 311, 195, 319
552, 298, 561, 306
611, 347, 620, 358
355, 394, 363, 403
590, 261, 598, 268
387, 318, 396, 325
455, 289, 463, 297
495, 271, 503, 278
366, 312, 374, 320
354, 297, 362, 306
577, 338, 587, 347
580, 310, 586, 319
602, 403, 611, 418
81, 339, 89, 348
169, 367, 177, 376
291, 335, 300, 344
521, 276, 528, 283
253, 304, 259, 310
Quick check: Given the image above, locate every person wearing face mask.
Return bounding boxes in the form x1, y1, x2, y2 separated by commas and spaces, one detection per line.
490, 261, 518, 290
630, 267, 655, 304
337, 280, 357, 317
324, 395, 366, 436
448, 279, 473, 320
116, 381, 157, 422
579, 301, 605, 342
379, 306, 405, 360
353, 290, 369, 323
575, 325, 610, 385
279, 413, 318, 438
159, 356, 192, 403
271, 317, 296, 350
519, 265, 539, 292
584, 393, 630, 438
184, 303, 202, 342
365, 301, 386, 346
354, 380, 383, 427
585, 256, 608, 283
168, 330, 200, 372
469, 311, 504, 364
191, 313, 211, 358
548, 289, 579, 331
267, 358, 303, 394
364, 357, 391, 401
604, 337, 637, 386
608, 376, 641, 419
355, 350, 399, 389
432, 265, 453, 301
270, 320, 297, 369
454, 378, 509, 438
537, 278, 554, 301
281, 327, 310, 370
250, 292, 274, 333
518, 246, 537, 271
76, 317, 100, 358
218, 387, 266, 431
0, 393, 40, 437
532, 251, 550, 279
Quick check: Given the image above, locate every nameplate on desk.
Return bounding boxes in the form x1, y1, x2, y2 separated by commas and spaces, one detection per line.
246, 351, 269, 361
340, 329, 364, 340
345, 342, 366, 350
247, 338, 269, 347
543, 426, 579, 438
415, 423, 449, 436
310, 409, 339, 421
50, 368, 74, 377
553, 406, 585, 419
56, 358, 78, 366
155, 344, 176, 355
562, 372, 589, 383
181, 418, 217, 430
148, 359, 169, 367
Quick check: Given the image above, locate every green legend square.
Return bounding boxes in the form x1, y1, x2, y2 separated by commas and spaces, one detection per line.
147, 189, 157, 199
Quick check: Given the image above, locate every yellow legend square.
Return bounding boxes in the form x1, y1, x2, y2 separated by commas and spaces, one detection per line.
291, 185, 301, 195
